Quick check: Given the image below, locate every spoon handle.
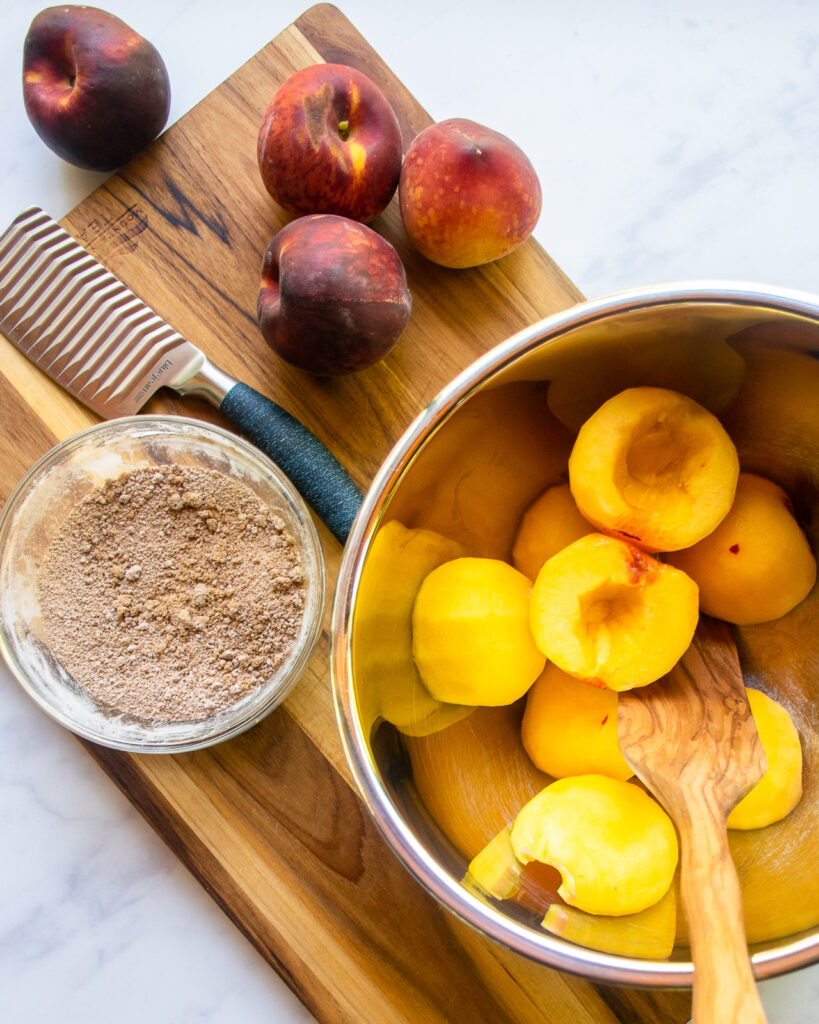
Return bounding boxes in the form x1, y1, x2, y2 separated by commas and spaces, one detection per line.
679, 790, 767, 1024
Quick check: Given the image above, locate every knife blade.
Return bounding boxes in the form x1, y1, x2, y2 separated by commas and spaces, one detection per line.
0, 207, 361, 543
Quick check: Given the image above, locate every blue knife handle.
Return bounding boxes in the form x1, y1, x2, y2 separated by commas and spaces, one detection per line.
221, 381, 362, 544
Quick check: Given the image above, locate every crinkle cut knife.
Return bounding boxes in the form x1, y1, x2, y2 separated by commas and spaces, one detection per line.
0, 207, 362, 543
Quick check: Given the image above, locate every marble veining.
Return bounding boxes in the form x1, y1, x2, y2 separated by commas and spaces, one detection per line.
2, 1, 819, 1021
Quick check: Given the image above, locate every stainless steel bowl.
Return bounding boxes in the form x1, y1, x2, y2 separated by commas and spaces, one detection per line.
331, 281, 819, 986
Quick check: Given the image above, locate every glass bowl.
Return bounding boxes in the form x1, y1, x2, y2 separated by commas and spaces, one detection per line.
0, 415, 325, 753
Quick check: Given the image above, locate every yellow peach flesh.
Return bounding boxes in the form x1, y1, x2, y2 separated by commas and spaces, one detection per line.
521, 661, 633, 780
464, 826, 524, 900
543, 885, 676, 960
412, 557, 546, 706
666, 473, 816, 625
529, 533, 699, 690
727, 688, 803, 830
510, 775, 678, 916
512, 483, 594, 581
568, 386, 739, 552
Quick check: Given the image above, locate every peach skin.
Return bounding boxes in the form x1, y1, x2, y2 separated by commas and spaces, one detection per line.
257, 63, 403, 223
258, 214, 411, 375
399, 118, 541, 268
23, 5, 170, 171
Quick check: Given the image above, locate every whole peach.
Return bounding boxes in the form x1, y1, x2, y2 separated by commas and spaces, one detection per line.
258, 64, 403, 223
666, 473, 816, 624
512, 483, 594, 580
23, 6, 170, 171
399, 118, 542, 268
257, 214, 412, 376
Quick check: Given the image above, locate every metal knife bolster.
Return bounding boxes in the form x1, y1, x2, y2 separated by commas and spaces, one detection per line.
174, 355, 239, 405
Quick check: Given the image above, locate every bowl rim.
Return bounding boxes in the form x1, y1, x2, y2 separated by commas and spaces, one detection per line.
0, 413, 326, 754
331, 279, 819, 987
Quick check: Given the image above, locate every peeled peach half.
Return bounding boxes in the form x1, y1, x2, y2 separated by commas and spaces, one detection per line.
529, 533, 699, 690
412, 557, 546, 706
512, 483, 594, 581
727, 688, 803, 831
352, 520, 472, 737
666, 473, 816, 625
568, 386, 740, 552
464, 825, 524, 901
510, 775, 678, 916
543, 884, 676, 960
521, 661, 633, 780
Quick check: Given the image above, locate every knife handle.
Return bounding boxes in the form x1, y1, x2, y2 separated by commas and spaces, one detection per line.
220, 382, 362, 544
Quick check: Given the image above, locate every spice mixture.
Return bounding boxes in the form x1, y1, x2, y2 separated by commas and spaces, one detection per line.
37, 463, 306, 723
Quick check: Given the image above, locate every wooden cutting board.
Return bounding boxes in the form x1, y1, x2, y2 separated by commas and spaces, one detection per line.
0, 5, 692, 1022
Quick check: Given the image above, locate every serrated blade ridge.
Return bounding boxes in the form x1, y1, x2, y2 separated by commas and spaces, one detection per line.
0, 207, 203, 418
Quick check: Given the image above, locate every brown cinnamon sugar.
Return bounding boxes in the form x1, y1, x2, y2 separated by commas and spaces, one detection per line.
36, 463, 306, 723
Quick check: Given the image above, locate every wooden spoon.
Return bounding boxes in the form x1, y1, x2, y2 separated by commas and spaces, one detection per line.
618, 615, 768, 1024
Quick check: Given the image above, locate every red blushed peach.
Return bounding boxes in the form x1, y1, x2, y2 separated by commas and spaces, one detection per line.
23, 6, 170, 171
399, 118, 542, 268
257, 214, 412, 376
257, 63, 403, 223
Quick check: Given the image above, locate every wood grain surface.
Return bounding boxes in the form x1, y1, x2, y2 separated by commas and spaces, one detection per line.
0, 5, 691, 1022
619, 617, 767, 1024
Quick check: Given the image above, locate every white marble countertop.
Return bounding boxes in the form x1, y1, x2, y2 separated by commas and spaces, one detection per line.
1, 1, 818, 1021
